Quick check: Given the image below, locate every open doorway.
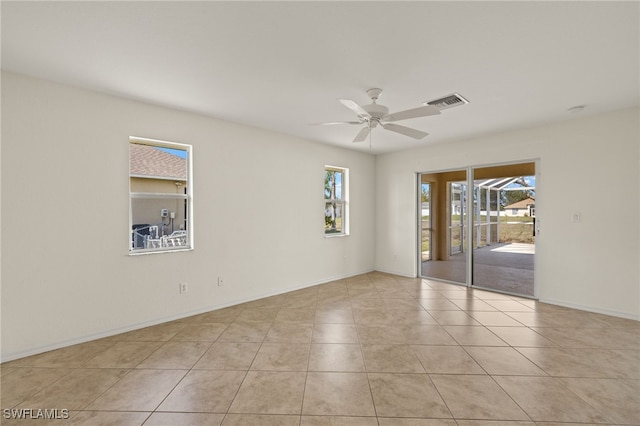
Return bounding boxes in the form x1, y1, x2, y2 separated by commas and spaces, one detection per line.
419, 162, 536, 297
419, 169, 468, 285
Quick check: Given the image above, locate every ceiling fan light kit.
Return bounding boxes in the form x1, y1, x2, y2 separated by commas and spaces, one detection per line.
320, 88, 448, 144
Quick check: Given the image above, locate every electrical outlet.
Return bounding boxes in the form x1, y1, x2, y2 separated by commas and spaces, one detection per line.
217, 276, 224, 286
179, 283, 188, 294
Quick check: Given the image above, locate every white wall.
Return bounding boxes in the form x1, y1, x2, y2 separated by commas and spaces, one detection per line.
0, 72, 376, 361
376, 108, 640, 319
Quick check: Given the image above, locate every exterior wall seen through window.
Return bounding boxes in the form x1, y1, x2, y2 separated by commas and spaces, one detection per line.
129, 138, 192, 253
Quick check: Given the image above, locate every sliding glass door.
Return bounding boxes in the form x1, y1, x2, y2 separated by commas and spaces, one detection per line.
419, 162, 537, 297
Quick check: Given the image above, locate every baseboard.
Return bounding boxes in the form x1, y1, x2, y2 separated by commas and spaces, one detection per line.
539, 297, 640, 321
1, 269, 375, 363
374, 267, 416, 279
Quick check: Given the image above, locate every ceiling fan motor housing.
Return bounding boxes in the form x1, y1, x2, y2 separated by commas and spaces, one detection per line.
363, 103, 389, 121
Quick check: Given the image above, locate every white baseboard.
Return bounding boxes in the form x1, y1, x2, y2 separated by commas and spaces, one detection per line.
374, 267, 416, 278
539, 297, 640, 321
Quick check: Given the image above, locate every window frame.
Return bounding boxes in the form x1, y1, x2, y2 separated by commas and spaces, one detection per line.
129, 136, 193, 255
324, 165, 349, 237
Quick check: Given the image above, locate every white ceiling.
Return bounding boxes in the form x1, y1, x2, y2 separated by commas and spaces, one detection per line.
2, 1, 638, 154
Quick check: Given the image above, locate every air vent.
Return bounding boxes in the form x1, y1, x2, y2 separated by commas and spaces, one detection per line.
424, 93, 469, 111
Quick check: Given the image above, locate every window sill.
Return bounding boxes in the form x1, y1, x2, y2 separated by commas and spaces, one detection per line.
324, 233, 349, 238
129, 247, 193, 256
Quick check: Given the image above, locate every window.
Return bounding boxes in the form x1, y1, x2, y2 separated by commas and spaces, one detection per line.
129, 137, 192, 253
324, 166, 348, 236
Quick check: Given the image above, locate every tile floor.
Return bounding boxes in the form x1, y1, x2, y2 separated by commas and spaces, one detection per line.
1, 272, 639, 425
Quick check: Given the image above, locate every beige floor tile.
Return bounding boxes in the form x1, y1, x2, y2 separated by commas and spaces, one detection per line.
419, 299, 461, 311
85, 369, 186, 411
348, 289, 381, 299
368, 373, 451, 418
189, 307, 241, 323
287, 286, 319, 297
158, 369, 245, 413
234, 308, 280, 323
281, 296, 318, 310
349, 298, 386, 309
494, 376, 610, 423
308, 344, 365, 372
302, 372, 375, 416
430, 375, 529, 420
517, 347, 640, 378
0, 412, 78, 426
428, 310, 481, 326
450, 299, 499, 312
170, 323, 228, 341
464, 346, 547, 376
314, 309, 354, 324
312, 324, 359, 343
558, 377, 640, 424
484, 300, 535, 312
193, 342, 260, 370
274, 308, 317, 324
83, 341, 164, 368
467, 311, 524, 326
411, 345, 485, 374
356, 325, 408, 344
250, 343, 310, 371
401, 325, 458, 345
377, 419, 457, 426
222, 414, 300, 425
136, 341, 210, 369
301, 415, 378, 425
532, 326, 640, 350
455, 422, 534, 426
18, 368, 129, 410
436, 289, 471, 298
316, 297, 352, 311
4, 340, 116, 369
217, 322, 271, 342
229, 371, 306, 414
118, 322, 187, 341
389, 309, 438, 325
352, 308, 396, 324
0, 367, 71, 408
361, 345, 424, 373
413, 289, 450, 299
468, 290, 516, 301
506, 312, 585, 328
442, 326, 507, 346
240, 295, 286, 309
381, 298, 424, 310
4, 272, 638, 425
65, 410, 150, 425
265, 324, 313, 343
486, 326, 556, 347
144, 412, 225, 425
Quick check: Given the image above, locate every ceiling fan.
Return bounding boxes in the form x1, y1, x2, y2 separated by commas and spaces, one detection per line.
319, 88, 441, 143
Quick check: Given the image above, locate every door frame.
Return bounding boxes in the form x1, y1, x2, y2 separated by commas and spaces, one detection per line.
417, 159, 540, 299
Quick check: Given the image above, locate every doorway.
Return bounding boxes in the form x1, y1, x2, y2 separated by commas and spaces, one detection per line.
419, 169, 468, 285
419, 162, 536, 297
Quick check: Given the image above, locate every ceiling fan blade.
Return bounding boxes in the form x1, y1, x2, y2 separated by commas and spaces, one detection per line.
312, 121, 363, 126
353, 126, 370, 143
383, 105, 440, 122
381, 123, 428, 139
339, 99, 371, 118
